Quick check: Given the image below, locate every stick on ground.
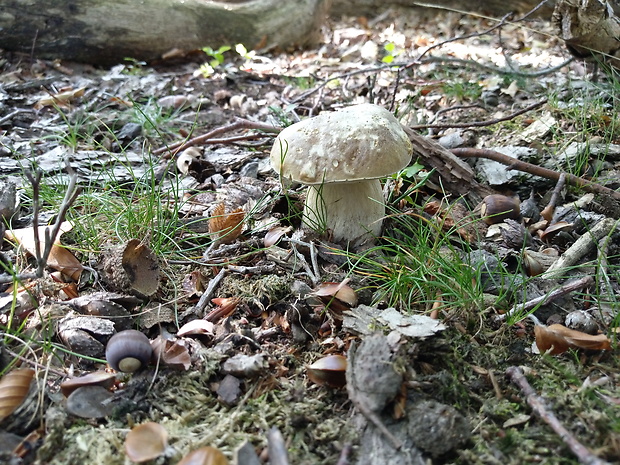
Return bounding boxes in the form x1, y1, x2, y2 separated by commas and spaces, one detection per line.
506, 366, 611, 465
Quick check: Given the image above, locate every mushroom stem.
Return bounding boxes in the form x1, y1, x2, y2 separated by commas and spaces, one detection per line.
303, 180, 385, 244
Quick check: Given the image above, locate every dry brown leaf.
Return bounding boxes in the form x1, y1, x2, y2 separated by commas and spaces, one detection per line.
121, 239, 160, 296
59, 371, 117, 397
177, 446, 229, 465
0, 368, 35, 423
177, 319, 215, 337
34, 87, 86, 110
535, 324, 612, 355
312, 279, 358, 310
151, 336, 191, 370
125, 421, 168, 463
206, 297, 241, 322
209, 203, 244, 244
307, 354, 347, 388
5, 222, 83, 281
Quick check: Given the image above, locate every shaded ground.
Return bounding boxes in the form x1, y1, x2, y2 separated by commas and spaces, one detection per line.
1, 5, 619, 465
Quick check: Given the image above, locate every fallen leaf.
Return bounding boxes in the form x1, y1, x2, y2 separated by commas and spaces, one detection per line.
177, 319, 215, 337
60, 371, 116, 397
209, 203, 244, 244
151, 336, 191, 370
311, 279, 358, 310
177, 446, 229, 465
34, 87, 86, 110
206, 297, 241, 322
307, 354, 347, 388
0, 368, 35, 423
5, 222, 83, 281
535, 324, 612, 355
121, 239, 160, 296
125, 422, 168, 463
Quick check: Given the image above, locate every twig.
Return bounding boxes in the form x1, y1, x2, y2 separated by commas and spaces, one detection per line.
153, 118, 280, 156
0, 167, 80, 283
335, 443, 352, 465
495, 275, 594, 322
451, 147, 620, 201
540, 173, 566, 221
410, 100, 546, 130
544, 218, 620, 279
267, 427, 290, 465
193, 268, 228, 314
506, 366, 611, 465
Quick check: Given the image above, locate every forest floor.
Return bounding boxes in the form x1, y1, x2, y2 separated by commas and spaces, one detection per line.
0, 5, 619, 465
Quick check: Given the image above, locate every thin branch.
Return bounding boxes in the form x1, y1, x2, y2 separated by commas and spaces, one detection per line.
506, 366, 612, 465
451, 147, 620, 201
495, 275, 594, 322
153, 118, 280, 156
410, 99, 547, 130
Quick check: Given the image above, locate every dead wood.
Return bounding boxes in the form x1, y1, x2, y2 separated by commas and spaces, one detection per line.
403, 127, 494, 202
451, 147, 620, 202
554, 0, 620, 67
506, 366, 612, 465
0, 0, 329, 65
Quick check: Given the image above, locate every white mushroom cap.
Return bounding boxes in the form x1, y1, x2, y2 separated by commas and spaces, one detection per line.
270, 104, 412, 245
270, 103, 412, 184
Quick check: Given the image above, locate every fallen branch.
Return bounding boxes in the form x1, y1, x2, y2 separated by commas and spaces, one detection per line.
544, 218, 620, 279
495, 275, 594, 323
410, 99, 547, 130
506, 366, 612, 465
0, 165, 80, 283
451, 147, 620, 201
152, 118, 280, 157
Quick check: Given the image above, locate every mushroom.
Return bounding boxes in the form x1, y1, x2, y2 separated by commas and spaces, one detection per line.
105, 329, 153, 372
270, 103, 412, 245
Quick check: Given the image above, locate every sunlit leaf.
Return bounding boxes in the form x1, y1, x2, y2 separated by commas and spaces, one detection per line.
0, 368, 35, 423
125, 422, 168, 463
177, 446, 229, 465
535, 324, 612, 355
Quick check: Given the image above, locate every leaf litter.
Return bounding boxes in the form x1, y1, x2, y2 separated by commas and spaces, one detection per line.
0, 4, 619, 465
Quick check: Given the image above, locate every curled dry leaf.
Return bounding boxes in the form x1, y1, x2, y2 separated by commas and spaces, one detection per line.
60, 370, 116, 397
33, 87, 86, 110
307, 354, 347, 388
0, 368, 35, 423
182, 270, 205, 297
125, 421, 168, 463
5, 222, 83, 281
177, 446, 229, 465
206, 297, 241, 322
538, 221, 572, 242
121, 239, 160, 296
264, 226, 292, 247
151, 336, 191, 370
177, 319, 215, 337
312, 279, 358, 310
209, 203, 244, 244
535, 324, 612, 355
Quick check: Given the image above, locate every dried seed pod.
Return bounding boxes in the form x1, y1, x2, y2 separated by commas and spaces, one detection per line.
106, 330, 153, 373
307, 354, 347, 388
479, 194, 521, 225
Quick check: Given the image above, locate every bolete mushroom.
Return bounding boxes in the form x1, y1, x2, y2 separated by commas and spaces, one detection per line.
270, 103, 412, 245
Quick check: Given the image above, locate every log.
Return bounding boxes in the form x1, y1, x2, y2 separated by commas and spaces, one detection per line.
0, 0, 329, 65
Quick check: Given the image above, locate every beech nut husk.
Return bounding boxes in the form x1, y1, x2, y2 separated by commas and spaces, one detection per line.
106, 329, 153, 372
480, 194, 521, 225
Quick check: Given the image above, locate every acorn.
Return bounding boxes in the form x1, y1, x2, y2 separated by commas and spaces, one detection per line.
479, 194, 521, 225
105, 330, 153, 372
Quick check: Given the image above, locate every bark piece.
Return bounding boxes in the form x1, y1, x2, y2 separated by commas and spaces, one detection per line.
553, 0, 620, 67
0, 0, 329, 65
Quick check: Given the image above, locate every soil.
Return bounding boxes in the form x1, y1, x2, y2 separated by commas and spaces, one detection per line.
0, 5, 619, 465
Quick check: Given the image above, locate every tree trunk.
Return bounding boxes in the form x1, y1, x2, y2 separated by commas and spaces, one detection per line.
0, 0, 330, 65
